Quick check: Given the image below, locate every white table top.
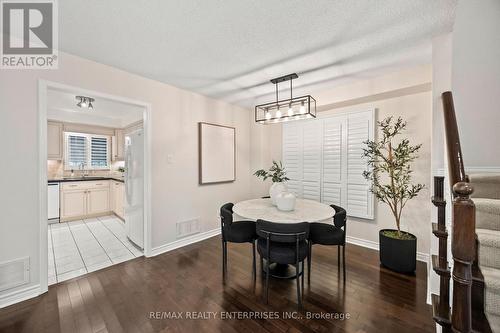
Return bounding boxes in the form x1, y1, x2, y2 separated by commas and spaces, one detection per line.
233, 198, 335, 223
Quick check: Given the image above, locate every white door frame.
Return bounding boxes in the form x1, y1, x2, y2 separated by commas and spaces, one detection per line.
38, 80, 153, 294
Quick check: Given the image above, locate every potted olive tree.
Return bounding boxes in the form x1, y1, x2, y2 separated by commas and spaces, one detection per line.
362, 117, 424, 273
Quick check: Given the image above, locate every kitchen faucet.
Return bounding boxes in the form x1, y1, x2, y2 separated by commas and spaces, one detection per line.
79, 162, 89, 177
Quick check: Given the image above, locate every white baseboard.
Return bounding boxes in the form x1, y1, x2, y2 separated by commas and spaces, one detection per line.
150, 228, 221, 257
0, 284, 40, 309
346, 236, 429, 263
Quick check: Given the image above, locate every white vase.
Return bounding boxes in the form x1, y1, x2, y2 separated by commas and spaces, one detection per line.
269, 182, 287, 206
276, 192, 296, 211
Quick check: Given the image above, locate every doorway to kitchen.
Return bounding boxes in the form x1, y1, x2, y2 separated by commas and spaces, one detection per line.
38, 81, 152, 291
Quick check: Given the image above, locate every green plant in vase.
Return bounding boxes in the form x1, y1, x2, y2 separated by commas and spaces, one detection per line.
254, 161, 290, 205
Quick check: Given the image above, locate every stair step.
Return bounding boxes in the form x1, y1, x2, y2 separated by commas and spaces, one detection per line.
477, 229, 500, 270
431, 293, 451, 327
432, 254, 451, 277
432, 196, 446, 207
432, 223, 448, 238
469, 173, 500, 200
474, 198, 500, 231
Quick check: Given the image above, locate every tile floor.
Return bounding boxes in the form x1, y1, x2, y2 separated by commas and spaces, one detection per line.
48, 215, 143, 285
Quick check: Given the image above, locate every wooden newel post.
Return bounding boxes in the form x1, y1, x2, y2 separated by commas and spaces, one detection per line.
451, 181, 475, 333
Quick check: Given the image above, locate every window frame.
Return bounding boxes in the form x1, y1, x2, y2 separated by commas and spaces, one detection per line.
64, 131, 111, 171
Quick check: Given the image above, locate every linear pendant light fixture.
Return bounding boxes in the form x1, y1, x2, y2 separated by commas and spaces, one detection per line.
255, 73, 316, 124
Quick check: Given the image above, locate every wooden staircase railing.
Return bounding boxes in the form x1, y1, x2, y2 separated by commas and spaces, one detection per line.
431, 91, 490, 333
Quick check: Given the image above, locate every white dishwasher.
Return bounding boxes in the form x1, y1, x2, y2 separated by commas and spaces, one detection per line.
47, 182, 60, 223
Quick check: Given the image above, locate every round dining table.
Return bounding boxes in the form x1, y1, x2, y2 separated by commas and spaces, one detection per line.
233, 198, 335, 278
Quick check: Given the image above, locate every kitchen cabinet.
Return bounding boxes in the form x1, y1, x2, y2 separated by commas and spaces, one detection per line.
112, 129, 125, 161
112, 181, 125, 219
47, 121, 63, 160
60, 181, 111, 222
87, 188, 110, 215
60, 189, 86, 220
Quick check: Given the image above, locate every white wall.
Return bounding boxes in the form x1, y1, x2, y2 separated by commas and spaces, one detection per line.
0, 52, 256, 300
452, 0, 500, 168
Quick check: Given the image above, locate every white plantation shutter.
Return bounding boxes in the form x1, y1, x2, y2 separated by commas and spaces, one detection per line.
65, 132, 110, 170
66, 134, 87, 168
283, 123, 303, 197
322, 117, 345, 207
282, 109, 374, 219
90, 137, 109, 168
301, 121, 322, 201
346, 111, 374, 219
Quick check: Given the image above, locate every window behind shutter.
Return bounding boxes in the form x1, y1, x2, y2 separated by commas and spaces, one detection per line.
67, 134, 87, 168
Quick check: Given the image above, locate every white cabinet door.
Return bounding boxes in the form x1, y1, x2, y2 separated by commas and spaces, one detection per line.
114, 182, 124, 219
61, 190, 86, 220
47, 121, 63, 160
112, 129, 125, 161
87, 188, 110, 215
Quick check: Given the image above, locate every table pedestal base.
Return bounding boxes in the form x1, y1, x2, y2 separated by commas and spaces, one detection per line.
262, 261, 304, 280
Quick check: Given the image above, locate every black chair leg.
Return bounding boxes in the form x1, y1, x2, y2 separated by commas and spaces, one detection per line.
337, 245, 340, 268
222, 240, 226, 281
265, 257, 270, 304
295, 262, 302, 309
252, 241, 256, 282
301, 261, 305, 298
260, 255, 263, 276
307, 242, 312, 284
342, 244, 346, 280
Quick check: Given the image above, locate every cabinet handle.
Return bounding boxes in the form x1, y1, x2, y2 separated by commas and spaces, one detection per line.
69, 185, 77, 187
95, 183, 102, 185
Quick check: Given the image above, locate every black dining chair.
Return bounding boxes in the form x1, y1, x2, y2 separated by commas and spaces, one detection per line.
220, 203, 257, 282
256, 219, 310, 308
308, 204, 347, 283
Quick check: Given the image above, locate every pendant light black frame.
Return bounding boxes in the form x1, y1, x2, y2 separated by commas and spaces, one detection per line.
255, 73, 316, 124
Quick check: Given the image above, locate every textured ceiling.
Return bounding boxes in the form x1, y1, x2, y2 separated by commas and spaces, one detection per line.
59, 0, 457, 108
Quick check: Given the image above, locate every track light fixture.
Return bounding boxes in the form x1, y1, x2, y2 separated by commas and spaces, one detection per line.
76, 96, 95, 110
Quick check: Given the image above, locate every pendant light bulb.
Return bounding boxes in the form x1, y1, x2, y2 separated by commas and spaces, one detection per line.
81, 98, 87, 108
287, 104, 293, 116
300, 101, 306, 114
275, 105, 281, 118
265, 109, 271, 120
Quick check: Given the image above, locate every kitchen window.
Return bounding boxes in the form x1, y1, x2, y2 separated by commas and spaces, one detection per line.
64, 132, 111, 170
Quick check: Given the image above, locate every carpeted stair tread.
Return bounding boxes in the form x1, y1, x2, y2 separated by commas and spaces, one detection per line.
477, 229, 500, 270
486, 312, 500, 333
475, 198, 500, 231
470, 173, 500, 200
482, 267, 500, 319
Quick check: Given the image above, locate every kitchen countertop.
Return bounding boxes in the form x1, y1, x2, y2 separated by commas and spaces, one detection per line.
48, 176, 125, 184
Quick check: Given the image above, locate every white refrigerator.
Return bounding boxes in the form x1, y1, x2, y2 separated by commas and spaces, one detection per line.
124, 129, 144, 249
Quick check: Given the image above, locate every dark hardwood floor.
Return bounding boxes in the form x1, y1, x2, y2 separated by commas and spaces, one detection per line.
0, 236, 433, 333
